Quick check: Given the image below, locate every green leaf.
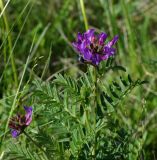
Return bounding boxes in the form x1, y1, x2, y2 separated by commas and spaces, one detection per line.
104, 92, 114, 104
128, 74, 133, 84
80, 105, 84, 116
100, 93, 107, 110
112, 81, 122, 91
139, 80, 149, 85
112, 65, 126, 72
109, 85, 119, 98
120, 76, 128, 87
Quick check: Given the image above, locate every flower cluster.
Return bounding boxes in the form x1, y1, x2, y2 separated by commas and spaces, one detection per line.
9, 106, 33, 138
72, 29, 118, 66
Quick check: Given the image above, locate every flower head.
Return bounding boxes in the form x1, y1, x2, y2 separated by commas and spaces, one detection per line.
9, 106, 33, 138
72, 29, 118, 66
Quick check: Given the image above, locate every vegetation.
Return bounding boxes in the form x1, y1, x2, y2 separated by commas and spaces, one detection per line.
0, 0, 157, 159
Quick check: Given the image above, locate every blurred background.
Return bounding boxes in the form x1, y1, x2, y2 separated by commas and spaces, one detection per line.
0, 0, 157, 159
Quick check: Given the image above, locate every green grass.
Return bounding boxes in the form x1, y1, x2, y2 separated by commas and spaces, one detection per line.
0, 0, 157, 159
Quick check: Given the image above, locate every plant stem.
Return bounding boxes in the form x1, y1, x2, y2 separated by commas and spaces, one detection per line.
93, 66, 97, 159
80, 0, 88, 30
23, 130, 47, 155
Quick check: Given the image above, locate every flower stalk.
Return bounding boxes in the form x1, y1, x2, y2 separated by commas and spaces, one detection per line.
80, 0, 88, 30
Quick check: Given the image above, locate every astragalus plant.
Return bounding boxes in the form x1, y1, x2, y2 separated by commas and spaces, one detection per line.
2, 29, 147, 160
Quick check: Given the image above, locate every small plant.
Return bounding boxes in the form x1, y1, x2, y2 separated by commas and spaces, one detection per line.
2, 29, 146, 160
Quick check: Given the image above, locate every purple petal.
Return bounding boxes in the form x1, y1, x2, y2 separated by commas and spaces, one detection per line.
24, 106, 33, 126
80, 40, 90, 50
101, 47, 116, 60
91, 54, 102, 66
84, 29, 95, 42
24, 106, 33, 113
72, 42, 78, 48
77, 32, 84, 41
83, 48, 92, 61
98, 32, 108, 45
103, 47, 116, 55
11, 129, 20, 138
106, 35, 119, 47
72, 39, 90, 53
72, 42, 80, 51
100, 54, 108, 60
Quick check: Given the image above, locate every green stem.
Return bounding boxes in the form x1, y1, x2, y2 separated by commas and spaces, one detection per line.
93, 66, 98, 159
0, 0, 18, 87
80, 0, 88, 30
23, 131, 47, 155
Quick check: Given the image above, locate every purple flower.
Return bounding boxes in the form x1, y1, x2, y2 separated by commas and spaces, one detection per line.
72, 29, 119, 66
9, 106, 33, 138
